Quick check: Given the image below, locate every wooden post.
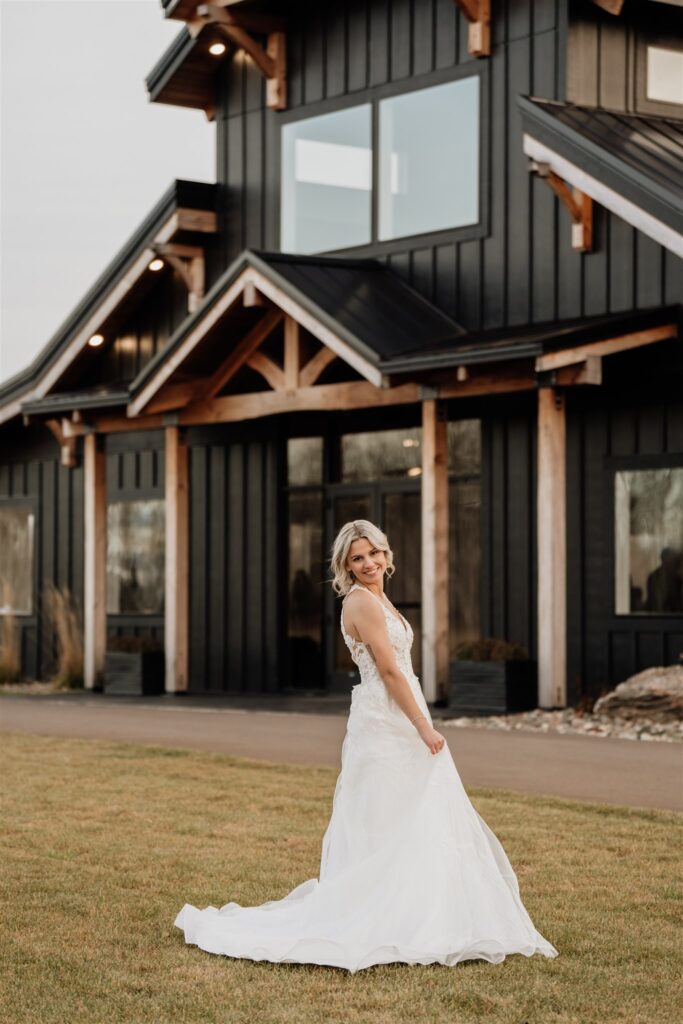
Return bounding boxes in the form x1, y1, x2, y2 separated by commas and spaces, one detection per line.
165, 426, 189, 693
537, 387, 567, 708
421, 400, 449, 704
83, 433, 106, 690
284, 317, 300, 391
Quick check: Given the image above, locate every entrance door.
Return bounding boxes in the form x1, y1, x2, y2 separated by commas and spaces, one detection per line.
325, 482, 421, 692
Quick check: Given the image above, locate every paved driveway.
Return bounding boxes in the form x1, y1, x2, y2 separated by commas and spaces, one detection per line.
1, 693, 681, 812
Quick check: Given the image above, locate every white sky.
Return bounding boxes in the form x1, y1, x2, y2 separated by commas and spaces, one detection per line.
0, 0, 214, 383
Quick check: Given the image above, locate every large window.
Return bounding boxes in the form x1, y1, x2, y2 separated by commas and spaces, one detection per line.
378, 77, 479, 241
281, 105, 372, 254
107, 500, 165, 614
0, 506, 34, 615
281, 74, 481, 254
636, 28, 683, 117
615, 468, 683, 615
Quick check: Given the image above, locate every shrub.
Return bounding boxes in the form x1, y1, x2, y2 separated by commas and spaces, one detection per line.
453, 636, 529, 662
44, 585, 83, 689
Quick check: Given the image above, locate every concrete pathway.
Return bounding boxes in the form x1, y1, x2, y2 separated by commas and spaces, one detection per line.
1, 693, 681, 812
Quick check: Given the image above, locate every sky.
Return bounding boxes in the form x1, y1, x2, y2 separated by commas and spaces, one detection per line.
0, 0, 214, 383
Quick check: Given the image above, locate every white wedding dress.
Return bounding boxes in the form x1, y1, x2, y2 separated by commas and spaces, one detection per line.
174, 583, 558, 972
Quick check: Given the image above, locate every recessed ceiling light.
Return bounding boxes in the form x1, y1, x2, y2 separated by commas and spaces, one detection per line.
402, 438, 420, 448
209, 42, 226, 56
88, 334, 104, 348
407, 466, 422, 477
148, 258, 165, 272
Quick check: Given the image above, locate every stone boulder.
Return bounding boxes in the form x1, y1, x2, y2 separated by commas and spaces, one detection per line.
593, 665, 683, 721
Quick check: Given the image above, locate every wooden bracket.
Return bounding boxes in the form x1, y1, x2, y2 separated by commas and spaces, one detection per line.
152, 243, 205, 313
194, 3, 287, 109
530, 161, 593, 252
46, 418, 78, 468
591, 0, 624, 15
453, 0, 490, 57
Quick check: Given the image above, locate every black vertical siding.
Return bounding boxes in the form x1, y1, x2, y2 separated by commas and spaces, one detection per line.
566, 367, 683, 702
214, 0, 677, 334
187, 430, 282, 693
480, 399, 537, 659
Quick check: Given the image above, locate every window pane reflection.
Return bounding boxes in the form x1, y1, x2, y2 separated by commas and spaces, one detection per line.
615, 469, 683, 614
281, 104, 372, 254
107, 500, 165, 614
647, 46, 683, 104
341, 427, 422, 482
379, 77, 479, 240
288, 438, 323, 486
0, 506, 34, 614
332, 493, 372, 674
288, 490, 324, 686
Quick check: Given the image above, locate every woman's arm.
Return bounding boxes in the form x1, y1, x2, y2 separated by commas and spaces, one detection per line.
345, 591, 445, 754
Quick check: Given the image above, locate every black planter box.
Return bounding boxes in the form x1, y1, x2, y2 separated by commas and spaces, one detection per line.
104, 651, 165, 696
447, 659, 538, 716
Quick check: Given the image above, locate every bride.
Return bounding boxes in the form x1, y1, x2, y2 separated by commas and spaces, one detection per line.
174, 519, 559, 972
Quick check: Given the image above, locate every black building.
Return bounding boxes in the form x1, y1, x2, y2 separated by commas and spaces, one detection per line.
1, 0, 681, 707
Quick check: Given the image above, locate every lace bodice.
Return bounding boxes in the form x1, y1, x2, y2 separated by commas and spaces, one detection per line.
340, 583, 420, 698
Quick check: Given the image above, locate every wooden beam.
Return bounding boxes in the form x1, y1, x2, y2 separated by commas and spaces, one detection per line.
553, 356, 602, 387
83, 433, 107, 691
246, 351, 286, 390
165, 427, 189, 693
592, 0, 624, 14
537, 388, 567, 708
197, 4, 287, 108
453, 0, 490, 57
434, 373, 536, 399
203, 308, 283, 399
299, 346, 337, 388
152, 243, 205, 313
45, 418, 77, 467
531, 162, 593, 251
181, 380, 421, 425
145, 381, 202, 416
242, 282, 265, 307
284, 317, 300, 390
421, 400, 449, 704
535, 324, 677, 372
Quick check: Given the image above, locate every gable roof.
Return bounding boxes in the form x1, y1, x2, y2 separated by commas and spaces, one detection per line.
519, 97, 683, 257
0, 180, 217, 425
127, 249, 463, 414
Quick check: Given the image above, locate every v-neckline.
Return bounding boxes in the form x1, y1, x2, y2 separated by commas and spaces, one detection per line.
350, 583, 408, 633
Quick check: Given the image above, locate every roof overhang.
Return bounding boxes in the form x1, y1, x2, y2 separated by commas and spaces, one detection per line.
127, 249, 462, 416
0, 180, 217, 427
519, 97, 683, 259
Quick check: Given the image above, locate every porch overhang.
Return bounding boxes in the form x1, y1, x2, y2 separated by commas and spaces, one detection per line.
0, 180, 218, 428
519, 97, 683, 258
125, 249, 462, 419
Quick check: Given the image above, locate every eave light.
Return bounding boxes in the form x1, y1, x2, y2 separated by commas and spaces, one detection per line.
406, 466, 422, 477
88, 334, 104, 348
148, 258, 165, 272
209, 42, 226, 56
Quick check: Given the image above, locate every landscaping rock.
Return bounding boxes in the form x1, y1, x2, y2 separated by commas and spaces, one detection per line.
593, 666, 683, 722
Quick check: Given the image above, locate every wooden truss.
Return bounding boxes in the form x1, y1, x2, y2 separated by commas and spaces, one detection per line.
190, 2, 286, 109
530, 160, 593, 252
152, 242, 205, 312
453, 0, 490, 58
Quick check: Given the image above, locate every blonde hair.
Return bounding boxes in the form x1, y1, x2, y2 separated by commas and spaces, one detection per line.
330, 520, 395, 597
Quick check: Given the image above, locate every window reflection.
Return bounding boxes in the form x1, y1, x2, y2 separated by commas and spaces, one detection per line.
615, 469, 683, 615
0, 506, 34, 614
647, 46, 683, 105
288, 491, 324, 686
341, 427, 422, 482
287, 437, 323, 487
107, 500, 165, 614
281, 104, 372, 254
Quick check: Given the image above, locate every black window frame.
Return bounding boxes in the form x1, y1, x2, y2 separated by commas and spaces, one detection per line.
277, 63, 490, 259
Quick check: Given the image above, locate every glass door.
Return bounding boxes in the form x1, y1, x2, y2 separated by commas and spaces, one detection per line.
325, 482, 421, 692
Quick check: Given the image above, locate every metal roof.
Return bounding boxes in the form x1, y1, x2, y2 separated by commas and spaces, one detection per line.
519, 97, 683, 239
129, 249, 464, 399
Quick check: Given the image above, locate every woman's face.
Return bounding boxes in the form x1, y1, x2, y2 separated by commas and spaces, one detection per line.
345, 537, 387, 585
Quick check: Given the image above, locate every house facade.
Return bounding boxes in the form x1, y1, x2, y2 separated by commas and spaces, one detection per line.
0, 0, 681, 706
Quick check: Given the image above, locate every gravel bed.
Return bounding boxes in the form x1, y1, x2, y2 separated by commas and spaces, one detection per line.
435, 707, 683, 742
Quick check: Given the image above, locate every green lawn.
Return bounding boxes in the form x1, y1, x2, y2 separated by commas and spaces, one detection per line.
1, 732, 681, 1024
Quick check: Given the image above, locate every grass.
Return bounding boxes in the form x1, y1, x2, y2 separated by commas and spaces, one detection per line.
1, 732, 681, 1024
